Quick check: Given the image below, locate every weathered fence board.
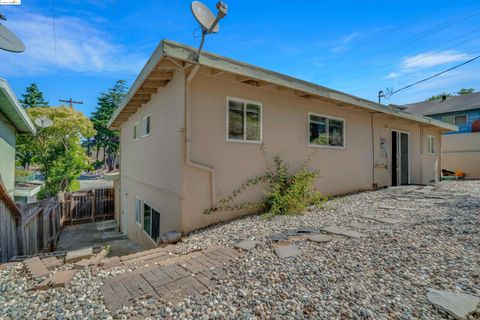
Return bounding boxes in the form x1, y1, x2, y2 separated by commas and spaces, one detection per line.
63, 188, 114, 224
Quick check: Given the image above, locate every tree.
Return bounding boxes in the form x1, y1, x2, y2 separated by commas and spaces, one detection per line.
426, 92, 452, 101
21, 83, 49, 108
90, 80, 127, 171
21, 107, 95, 197
457, 88, 475, 95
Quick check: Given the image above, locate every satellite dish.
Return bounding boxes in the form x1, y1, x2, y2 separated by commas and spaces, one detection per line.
0, 17, 25, 53
34, 117, 53, 129
191, 1, 220, 33
190, 1, 228, 60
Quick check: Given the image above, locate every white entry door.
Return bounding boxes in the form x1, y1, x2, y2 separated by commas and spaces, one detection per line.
121, 190, 128, 235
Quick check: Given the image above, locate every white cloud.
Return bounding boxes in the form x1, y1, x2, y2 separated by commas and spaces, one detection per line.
401, 51, 473, 71
386, 72, 401, 79
0, 11, 146, 76
342, 32, 361, 44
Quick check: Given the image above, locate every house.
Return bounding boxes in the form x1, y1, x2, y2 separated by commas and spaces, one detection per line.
404, 92, 480, 177
0, 78, 36, 261
108, 40, 456, 249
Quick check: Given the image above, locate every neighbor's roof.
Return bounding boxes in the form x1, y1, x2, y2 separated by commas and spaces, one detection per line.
108, 39, 457, 131
0, 78, 36, 134
404, 92, 480, 116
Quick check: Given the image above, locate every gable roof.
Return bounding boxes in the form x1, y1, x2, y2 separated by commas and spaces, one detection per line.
0, 78, 36, 134
108, 39, 456, 132
404, 92, 480, 116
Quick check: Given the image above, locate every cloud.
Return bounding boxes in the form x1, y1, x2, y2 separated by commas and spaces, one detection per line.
386, 72, 401, 79
342, 32, 361, 44
401, 51, 473, 71
0, 11, 146, 76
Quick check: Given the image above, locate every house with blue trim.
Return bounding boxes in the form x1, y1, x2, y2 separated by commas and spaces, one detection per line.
405, 92, 480, 177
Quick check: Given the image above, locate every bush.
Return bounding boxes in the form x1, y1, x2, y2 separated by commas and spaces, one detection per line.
204, 145, 325, 218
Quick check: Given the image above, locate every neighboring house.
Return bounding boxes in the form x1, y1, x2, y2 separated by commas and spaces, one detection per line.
0, 78, 36, 262
404, 92, 480, 177
108, 40, 455, 249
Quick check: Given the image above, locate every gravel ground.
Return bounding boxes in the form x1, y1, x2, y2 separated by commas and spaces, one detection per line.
1, 181, 479, 319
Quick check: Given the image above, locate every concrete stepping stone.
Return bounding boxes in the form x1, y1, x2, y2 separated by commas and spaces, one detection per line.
24, 257, 49, 278
427, 289, 480, 320
41, 257, 62, 270
307, 234, 333, 243
350, 223, 371, 230
274, 244, 301, 258
234, 240, 262, 251
65, 247, 93, 263
320, 226, 367, 239
36, 270, 78, 290
363, 215, 400, 224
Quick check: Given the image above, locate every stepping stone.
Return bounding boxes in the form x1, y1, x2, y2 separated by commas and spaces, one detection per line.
41, 257, 62, 270
234, 240, 261, 251
65, 247, 93, 263
350, 223, 371, 230
36, 270, 78, 290
74, 258, 93, 269
274, 244, 301, 258
270, 233, 287, 242
307, 234, 333, 243
427, 289, 480, 320
320, 226, 367, 239
295, 227, 320, 234
363, 215, 400, 224
378, 205, 396, 210
24, 257, 49, 278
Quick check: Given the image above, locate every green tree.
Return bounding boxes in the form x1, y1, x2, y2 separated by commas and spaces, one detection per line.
426, 92, 452, 101
90, 80, 127, 171
22, 107, 95, 197
457, 88, 475, 95
21, 83, 49, 108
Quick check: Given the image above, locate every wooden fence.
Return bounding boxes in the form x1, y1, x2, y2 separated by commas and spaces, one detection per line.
0, 187, 115, 262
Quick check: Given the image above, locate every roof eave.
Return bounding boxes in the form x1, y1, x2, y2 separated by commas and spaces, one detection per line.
0, 78, 36, 134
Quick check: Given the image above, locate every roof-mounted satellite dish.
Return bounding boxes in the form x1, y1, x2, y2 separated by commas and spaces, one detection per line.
34, 117, 53, 129
0, 15, 25, 53
190, 1, 227, 60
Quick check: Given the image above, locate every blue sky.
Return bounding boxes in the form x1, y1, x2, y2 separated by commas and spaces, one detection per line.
1, 0, 479, 116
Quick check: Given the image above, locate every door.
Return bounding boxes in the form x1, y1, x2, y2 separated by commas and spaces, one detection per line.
391, 131, 410, 186
121, 190, 128, 235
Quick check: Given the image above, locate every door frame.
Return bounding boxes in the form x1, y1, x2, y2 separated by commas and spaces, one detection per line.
391, 129, 411, 186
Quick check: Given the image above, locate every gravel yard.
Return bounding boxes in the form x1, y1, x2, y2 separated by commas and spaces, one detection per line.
1, 181, 479, 319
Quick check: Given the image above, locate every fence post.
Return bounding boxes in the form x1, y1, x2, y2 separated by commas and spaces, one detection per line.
91, 191, 96, 222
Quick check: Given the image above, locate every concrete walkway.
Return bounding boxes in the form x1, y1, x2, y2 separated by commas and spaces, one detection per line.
57, 220, 142, 257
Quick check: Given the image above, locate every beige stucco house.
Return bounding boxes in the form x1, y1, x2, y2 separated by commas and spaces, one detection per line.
108, 40, 456, 249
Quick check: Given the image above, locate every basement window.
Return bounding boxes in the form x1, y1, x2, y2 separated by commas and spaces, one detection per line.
309, 113, 345, 148
135, 197, 142, 225
143, 115, 151, 136
143, 203, 160, 242
227, 97, 262, 143
133, 122, 139, 140
427, 135, 435, 154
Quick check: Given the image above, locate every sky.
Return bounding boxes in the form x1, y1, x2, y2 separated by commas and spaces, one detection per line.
1, 0, 479, 116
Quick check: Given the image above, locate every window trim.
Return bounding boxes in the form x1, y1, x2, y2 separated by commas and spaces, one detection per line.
135, 196, 142, 226
133, 122, 140, 141
142, 201, 160, 244
142, 114, 151, 137
225, 96, 263, 144
427, 135, 435, 154
442, 114, 468, 126
307, 112, 346, 149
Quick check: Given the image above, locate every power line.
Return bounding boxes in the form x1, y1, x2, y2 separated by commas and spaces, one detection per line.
385, 54, 480, 98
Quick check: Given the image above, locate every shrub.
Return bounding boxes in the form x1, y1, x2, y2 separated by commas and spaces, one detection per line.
204, 145, 325, 218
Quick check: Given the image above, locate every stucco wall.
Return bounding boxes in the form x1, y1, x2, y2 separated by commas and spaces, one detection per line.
442, 132, 480, 177
181, 73, 443, 232
119, 69, 185, 249
0, 112, 16, 197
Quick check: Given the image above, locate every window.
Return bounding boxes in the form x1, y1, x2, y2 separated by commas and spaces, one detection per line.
133, 122, 139, 140
442, 114, 467, 125
227, 97, 262, 143
309, 113, 345, 148
135, 197, 142, 225
143, 115, 151, 136
427, 135, 435, 154
143, 203, 160, 241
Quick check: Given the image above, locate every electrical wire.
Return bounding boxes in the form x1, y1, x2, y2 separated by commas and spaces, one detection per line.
386, 54, 480, 97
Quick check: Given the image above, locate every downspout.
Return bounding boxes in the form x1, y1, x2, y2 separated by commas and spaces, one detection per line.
420, 125, 424, 184
184, 64, 217, 207
371, 112, 378, 189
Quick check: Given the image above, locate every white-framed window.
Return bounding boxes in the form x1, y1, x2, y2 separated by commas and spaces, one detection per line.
143, 115, 151, 136
427, 135, 435, 154
133, 122, 139, 140
308, 113, 345, 148
135, 197, 142, 225
226, 97, 262, 143
143, 202, 160, 241
442, 114, 467, 125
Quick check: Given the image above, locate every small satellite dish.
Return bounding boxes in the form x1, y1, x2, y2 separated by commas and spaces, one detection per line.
34, 117, 53, 129
0, 17, 25, 53
190, 1, 228, 60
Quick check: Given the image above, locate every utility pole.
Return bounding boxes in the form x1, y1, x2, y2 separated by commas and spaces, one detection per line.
59, 98, 83, 110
